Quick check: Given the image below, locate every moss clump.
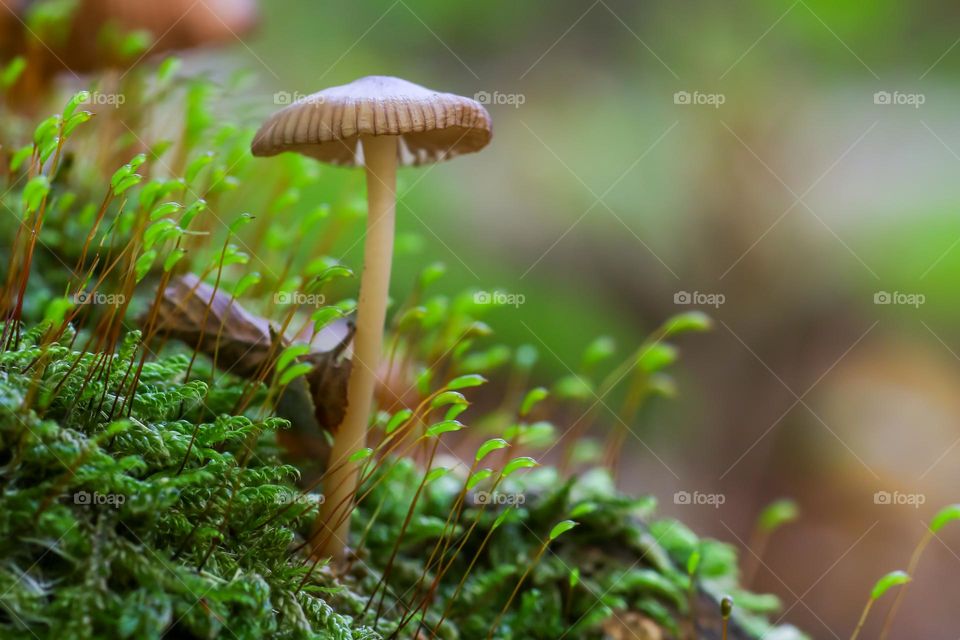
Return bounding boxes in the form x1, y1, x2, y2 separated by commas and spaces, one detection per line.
0, 326, 376, 639
0, 326, 805, 639
350, 458, 805, 640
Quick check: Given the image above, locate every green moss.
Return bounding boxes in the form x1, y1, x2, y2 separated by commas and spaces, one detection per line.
0, 326, 807, 639
0, 326, 377, 639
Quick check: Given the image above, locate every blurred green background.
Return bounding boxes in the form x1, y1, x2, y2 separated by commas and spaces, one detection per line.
19, 0, 960, 635
219, 1, 960, 636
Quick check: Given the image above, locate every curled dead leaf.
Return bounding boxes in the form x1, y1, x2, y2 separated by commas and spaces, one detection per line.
149, 273, 352, 443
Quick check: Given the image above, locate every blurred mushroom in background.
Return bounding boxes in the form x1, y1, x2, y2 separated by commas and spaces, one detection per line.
0, 0, 258, 107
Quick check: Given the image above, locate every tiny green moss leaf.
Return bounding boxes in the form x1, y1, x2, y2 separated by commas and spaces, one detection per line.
278, 362, 313, 386
467, 468, 493, 490
549, 520, 578, 541
386, 409, 413, 435
636, 343, 678, 374
445, 374, 487, 390
931, 504, 960, 533
687, 549, 701, 576
758, 498, 800, 534
475, 438, 509, 463
871, 570, 910, 600
425, 467, 449, 484
661, 311, 713, 336
430, 391, 468, 410
348, 448, 374, 463
520, 386, 549, 417
277, 345, 312, 375
582, 336, 616, 370
425, 420, 464, 438
502, 456, 539, 478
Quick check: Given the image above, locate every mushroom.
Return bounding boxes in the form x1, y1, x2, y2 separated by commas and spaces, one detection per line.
251, 75, 492, 561
1, 0, 259, 96
65, 0, 260, 69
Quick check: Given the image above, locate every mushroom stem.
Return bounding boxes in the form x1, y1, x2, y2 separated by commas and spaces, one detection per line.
314, 134, 398, 563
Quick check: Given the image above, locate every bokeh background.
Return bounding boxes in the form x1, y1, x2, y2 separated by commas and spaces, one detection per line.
11, 0, 960, 636
235, 3, 960, 636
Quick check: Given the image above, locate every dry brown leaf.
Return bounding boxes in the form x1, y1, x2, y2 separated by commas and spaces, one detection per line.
150, 273, 352, 437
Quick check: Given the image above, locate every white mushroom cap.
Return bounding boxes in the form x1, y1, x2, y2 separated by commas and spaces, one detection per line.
251, 75, 493, 167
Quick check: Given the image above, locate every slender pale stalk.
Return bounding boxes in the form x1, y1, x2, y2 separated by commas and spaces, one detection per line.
486, 542, 549, 639
742, 530, 769, 587
878, 530, 931, 640
849, 599, 874, 640
720, 596, 733, 640
314, 135, 398, 563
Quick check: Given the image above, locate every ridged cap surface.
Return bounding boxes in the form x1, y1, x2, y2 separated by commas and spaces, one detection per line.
251, 76, 493, 167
